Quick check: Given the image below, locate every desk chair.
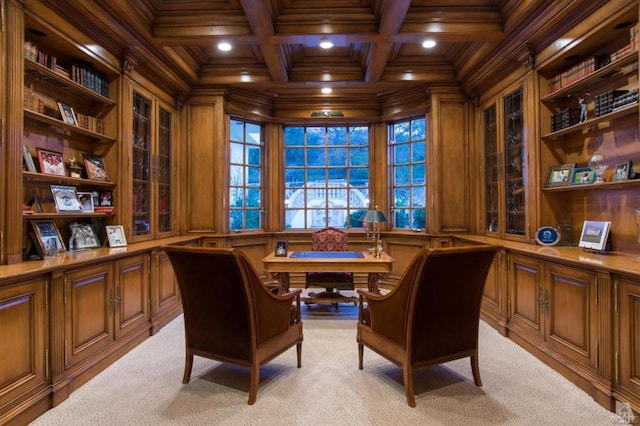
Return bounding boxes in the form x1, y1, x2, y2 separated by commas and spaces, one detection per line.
305, 226, 357, 311
357, 245, 499, 407
164, 245, 303, 405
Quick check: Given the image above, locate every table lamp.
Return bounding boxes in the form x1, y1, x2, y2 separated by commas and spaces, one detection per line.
362, 208, 387, 258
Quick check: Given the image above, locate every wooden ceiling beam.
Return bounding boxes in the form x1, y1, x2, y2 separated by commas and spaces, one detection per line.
365, 0, 411, 82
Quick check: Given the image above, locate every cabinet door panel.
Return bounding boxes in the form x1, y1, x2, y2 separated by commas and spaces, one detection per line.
114, 254, 149, 339
618, 276, 640, 399
156, 250, 179, 312
508, 255, 544, 340
65, 264, 113, 367
546, 264, 597, 370
0, 277, 48, 412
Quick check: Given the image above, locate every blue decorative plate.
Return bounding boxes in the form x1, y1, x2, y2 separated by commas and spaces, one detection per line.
535, 226, 561, 246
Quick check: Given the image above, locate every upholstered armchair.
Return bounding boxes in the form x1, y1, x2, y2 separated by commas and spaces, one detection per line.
357, 245, 499, 407
164, 245, 303, 405
305, 226, 356, 311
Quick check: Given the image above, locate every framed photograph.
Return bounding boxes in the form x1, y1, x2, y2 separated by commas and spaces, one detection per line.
68, 223, 100, 250
106, 225, 127, 247
57, 102, 77, 126
37, 148, 66, 176
613, 161, 630, 182
31, 220, 66, 256
578, 220, 611, 251
50, 185, 82, 212
99, 190, 113, 206
275, 240, 288, 257
23, 145, 37, 172
535, 226, 561, 246
546, 163, 575, 187
83, 154, 109, 181
570, 167, 596, 185
77, 192, 94, 213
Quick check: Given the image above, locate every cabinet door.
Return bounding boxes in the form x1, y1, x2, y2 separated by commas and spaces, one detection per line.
0, 277, 48, 417
156, 107, 173, 236
114, 254, 149, 340
150, 249, 181, 333
617, 276, 640, 400
508, 254, 544, 341
481, 249, 507, 333
545, 263, 598, 371
132, 91, 152, 239
64, 263, 114, 368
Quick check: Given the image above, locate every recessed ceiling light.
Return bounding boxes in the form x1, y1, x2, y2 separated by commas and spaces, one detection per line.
422, 40, 436, 49
319, 36, 334, 49
321, 87, 332, 94
218, 42, 232, 51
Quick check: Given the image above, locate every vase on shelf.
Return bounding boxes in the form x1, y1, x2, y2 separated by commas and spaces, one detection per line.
588, 154, 608, 183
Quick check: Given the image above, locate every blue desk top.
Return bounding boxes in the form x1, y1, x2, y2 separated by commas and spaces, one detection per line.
290, 251, 364, 259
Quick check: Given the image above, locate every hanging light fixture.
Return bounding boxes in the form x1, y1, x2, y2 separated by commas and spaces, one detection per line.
319, 36, 334, 49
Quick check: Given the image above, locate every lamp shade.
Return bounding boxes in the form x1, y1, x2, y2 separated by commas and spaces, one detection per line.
362, 209, 387, 223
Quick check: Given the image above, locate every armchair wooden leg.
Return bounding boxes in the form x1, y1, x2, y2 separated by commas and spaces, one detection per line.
471, 353, 483, 386
296, 342, 302, 368
358, 344, 364, 369
248, 363, 259, 405
403, 365, 416, 407
182, 352, 194, 384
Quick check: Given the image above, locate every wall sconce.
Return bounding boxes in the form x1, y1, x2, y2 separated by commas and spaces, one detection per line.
362, 208, 387, 258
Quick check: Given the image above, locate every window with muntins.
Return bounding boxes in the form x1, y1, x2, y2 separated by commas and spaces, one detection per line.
229, 119, 263, 230
389, 118, 427, 230
284, 125, 369, 229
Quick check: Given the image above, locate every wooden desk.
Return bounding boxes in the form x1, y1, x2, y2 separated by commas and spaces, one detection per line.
262, 251, 394, 294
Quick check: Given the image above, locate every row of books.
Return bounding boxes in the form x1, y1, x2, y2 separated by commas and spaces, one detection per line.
75, 113, 106, 134
550, 108, 580, 132
24, 40, 110, 97
547, 23, 639, 94
24, 87, 45, 114
594, 90, 631, 116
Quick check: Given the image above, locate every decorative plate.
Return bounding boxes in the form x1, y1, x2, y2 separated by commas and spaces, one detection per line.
535, 226, 561, 246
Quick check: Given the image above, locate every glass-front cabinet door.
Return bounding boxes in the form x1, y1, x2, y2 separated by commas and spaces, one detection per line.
132, 92, 152, 238
482, 85, 527, 239
130, 89, 174, 242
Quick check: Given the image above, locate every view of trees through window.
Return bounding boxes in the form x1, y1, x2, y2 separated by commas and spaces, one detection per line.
284, 126, 369, 229
229, 119, 262, 230
390, 118, 427, 229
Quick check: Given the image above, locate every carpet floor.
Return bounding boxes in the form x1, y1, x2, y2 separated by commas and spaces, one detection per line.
31, 301, 626, 425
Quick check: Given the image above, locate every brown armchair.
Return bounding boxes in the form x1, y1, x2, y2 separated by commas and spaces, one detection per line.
164, 245, 303, 405
357, 245, 499, 407
305, 226, 357, 311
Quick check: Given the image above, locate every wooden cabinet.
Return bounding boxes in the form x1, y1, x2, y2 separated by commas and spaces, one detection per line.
536, 1, 640, 251
614, 274, 640, 411
128, 86, 176, 243
21, 12, 119, 258
481, 82, 530, 240
0, 276, 49, 425
114, 255, 150, 340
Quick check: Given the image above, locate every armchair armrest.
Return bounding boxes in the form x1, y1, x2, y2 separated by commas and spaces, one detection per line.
357, 286, 409, 347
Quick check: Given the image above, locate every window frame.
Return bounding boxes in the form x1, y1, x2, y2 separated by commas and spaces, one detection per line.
228, 118, 264, 231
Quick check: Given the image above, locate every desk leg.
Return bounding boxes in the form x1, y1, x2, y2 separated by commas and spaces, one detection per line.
270, 272, 290, 293
367, 273, 386, 293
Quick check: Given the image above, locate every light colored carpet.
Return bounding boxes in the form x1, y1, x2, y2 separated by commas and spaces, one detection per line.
31, 302, 625, 426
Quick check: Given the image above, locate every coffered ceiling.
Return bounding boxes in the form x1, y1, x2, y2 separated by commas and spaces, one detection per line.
33, 0, 611, 103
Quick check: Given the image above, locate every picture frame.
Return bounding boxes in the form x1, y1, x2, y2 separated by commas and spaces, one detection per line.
57, 102, 77, 126
23, 144, 37, 172
106, 225, 127, 247
570, 167, 596, 185
578, 220, 611, 251
545, 163, 575, 187
77, 191, 94, 213
275, 240, 288, 257
31, 220, 66, 256
535, 226, 561, 246
613, 161, 630, 182
37, 148, 66, 176
50, 185, 82, 212
68, 222, 100, 251
83, 153, 109, 181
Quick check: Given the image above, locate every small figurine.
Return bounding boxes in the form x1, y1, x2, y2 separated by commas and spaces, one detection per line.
579, 97, 588, 122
